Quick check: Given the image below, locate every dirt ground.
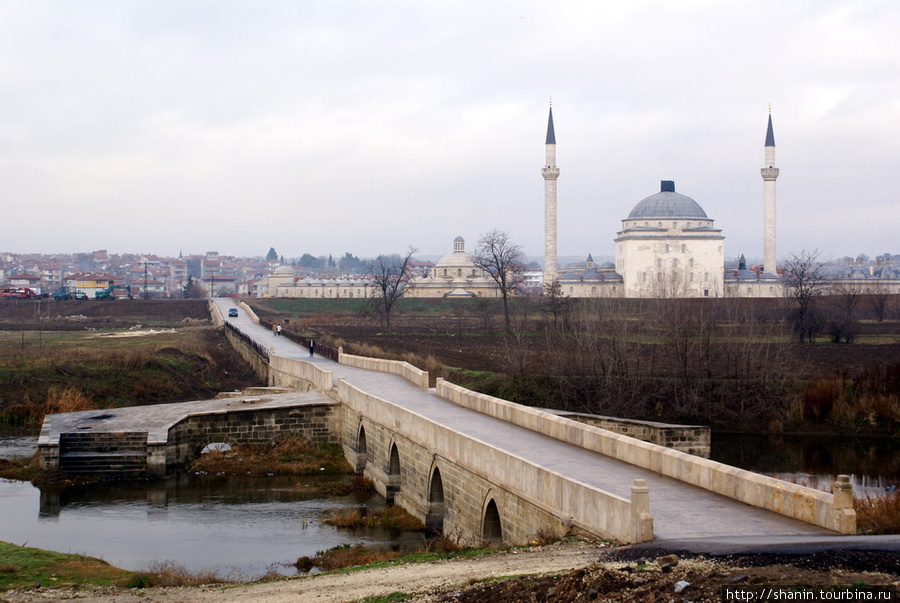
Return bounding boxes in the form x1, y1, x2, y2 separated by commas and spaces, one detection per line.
3, 541, 897, 603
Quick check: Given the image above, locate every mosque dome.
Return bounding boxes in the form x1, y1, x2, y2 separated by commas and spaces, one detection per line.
272, 265, 295, 275
627, 181, 708, 220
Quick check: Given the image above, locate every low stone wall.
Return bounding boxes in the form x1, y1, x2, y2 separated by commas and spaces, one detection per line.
339, 378, 651, 544
238, 300, 260, 324
161, 402, 341, 471
208, 300, 224, 326
550, 411, 710, 457
436, 378, 854, 534
224, 327, 269, 383
269, 354, 335, 392
338, 353, 429, 389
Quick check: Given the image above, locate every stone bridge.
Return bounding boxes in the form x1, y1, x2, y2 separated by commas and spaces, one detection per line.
38, 300, 856, 548
215, 300, 855, 545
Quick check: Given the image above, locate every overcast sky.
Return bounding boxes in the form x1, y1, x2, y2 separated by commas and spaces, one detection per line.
2, 1, 898, 264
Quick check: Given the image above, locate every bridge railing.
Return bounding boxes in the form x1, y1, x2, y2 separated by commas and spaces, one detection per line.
339, 378, 652, 544
338, 353, 429, 389
224, 322, 269, 361
435, 378, 853, 534
258, 319, 339, 362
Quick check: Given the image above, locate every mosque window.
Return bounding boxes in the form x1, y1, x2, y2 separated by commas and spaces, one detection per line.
747, 287, 752, 295
704, 272, 709, 282
689, 258, 694, 268
657, 273, 662, 282
642, 272, 646, 283
673, 222, 677, 229
657, 222, 662, 228
443, 269, 447, 276
681, 244, 686, 253
690, 273, 695, 282
591, 287, 596, 294
657, 259, 662, 268
673, 259, 678, 268
457, 269, 461, 277
569, 287, 574, 294
644, 222, 649, 227
769, 286, 774, 293
665, 244, 670, 253
686, 222, 692, 228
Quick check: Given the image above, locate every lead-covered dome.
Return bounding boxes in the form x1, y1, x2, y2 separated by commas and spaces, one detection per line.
627, 181, 708, 220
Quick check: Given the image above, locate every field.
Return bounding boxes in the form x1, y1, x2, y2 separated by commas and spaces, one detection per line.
248, 296, 900, 432
0, 299, 262, 424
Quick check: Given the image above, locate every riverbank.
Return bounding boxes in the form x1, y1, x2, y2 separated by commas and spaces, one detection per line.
2, 539, 897, 603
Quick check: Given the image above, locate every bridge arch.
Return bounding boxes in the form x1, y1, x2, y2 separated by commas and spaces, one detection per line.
426, 464, 445, 531
386, 441, 401, 504
482, 496, 503, 543
355, 424, 368, 473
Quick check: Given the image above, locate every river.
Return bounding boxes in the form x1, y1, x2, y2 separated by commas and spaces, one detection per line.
1, 427, 898, 577
0, 428, 424, 579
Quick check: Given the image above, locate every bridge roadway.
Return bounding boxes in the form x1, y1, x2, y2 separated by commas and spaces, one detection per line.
218, 300, 830, 540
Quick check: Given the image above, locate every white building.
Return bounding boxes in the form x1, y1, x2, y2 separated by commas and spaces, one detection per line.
615, 181, 725, 298
406, 237, 502, 298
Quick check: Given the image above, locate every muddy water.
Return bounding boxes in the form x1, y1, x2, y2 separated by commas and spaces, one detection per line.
2, 428, 899, 578
0, 429, 424, 578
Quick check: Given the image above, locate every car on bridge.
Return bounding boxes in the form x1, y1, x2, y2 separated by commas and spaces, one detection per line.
228, 308, 239, 317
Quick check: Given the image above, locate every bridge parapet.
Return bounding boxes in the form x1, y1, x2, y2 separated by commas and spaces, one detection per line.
269, 354, 334, 392
338, 352, 429, 388
435, 378, 854, 534
339, 378, 652, 544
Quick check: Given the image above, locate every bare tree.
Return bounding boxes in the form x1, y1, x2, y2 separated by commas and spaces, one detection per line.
868, 282, 891, 322
472, 230, 523, 332
369, 247, 417, 332
783, 250, 829, 343
541, 280, 569, 328
826, 281, 863, 343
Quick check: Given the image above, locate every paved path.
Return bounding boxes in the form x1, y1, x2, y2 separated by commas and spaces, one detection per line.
221, 300, 832, 540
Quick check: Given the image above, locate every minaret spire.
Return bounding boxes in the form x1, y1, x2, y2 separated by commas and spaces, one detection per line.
761, 107, 779, 276
542, 99, 560, 288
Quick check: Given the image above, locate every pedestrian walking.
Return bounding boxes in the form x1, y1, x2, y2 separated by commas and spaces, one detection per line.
309, 340, 315, 357
276, 325, 282, 336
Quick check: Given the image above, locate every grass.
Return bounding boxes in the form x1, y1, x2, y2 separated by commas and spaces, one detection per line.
187, 438, 355, 477
296, 537, 494, 575
0, 541, 132, 591
0, 326, 260, 426
323, 505, 425, 532
854, 492, 900, 534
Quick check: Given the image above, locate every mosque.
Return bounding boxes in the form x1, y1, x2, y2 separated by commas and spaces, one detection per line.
548, 108, 783, 298
259, 106, 897, 300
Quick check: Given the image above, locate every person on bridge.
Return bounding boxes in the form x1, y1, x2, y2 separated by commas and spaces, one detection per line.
309, 340, 315, 357
276, 325, 282, 336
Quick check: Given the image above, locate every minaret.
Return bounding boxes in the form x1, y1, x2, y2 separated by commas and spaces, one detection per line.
761, 108, 779, 276
542, 102, 560, 288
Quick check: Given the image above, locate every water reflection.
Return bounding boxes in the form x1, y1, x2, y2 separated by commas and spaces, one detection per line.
711, 432, 900, 491
1, 472, 424, 579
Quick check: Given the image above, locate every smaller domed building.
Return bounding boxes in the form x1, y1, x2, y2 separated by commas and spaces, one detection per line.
406, 237, 502, 298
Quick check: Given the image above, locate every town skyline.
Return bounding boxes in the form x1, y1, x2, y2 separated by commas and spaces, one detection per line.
3, 2, 898, 260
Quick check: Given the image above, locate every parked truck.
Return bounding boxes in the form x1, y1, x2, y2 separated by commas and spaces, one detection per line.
1, 287, 41, 299
52, 287, 88, 301
94, 285, 132, 300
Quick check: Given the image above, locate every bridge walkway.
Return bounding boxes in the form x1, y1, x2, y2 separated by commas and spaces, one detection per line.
220, 300, 831, 540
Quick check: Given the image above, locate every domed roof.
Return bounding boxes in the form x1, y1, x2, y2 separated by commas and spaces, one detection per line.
627, 181, 708, 220
272, 264, 295, 275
